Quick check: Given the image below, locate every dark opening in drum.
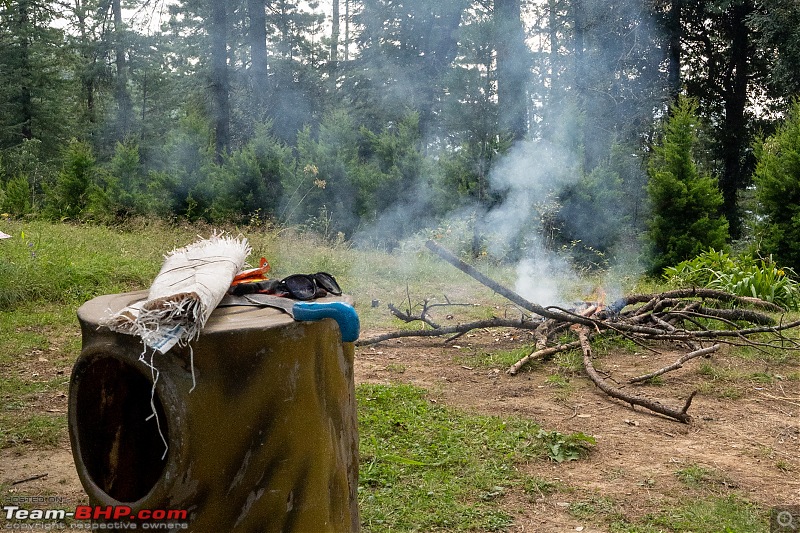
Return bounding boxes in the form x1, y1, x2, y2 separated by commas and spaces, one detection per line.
73, 355, 168, 502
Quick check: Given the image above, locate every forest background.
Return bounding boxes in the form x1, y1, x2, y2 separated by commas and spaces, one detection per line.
3, 0, 800, 277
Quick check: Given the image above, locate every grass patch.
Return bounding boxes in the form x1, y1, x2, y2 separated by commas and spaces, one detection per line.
543, 373, 575, 402
357, 382, 593, 531
0, 300, 79, 449
0, 303, 78, 364
694, 356, 800, 400
0, 413, 65, 448
605, 495, 767, 533
675, 463, 735, 491
521, 476, 563, 499
0, 373, 70, 448
554, 348, 583, 373
569, 496, 618, 520
462, 344, 538, 370
590, 332, 638, 356
645, 495, 767, 532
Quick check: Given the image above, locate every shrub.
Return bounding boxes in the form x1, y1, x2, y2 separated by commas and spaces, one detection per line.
2, 174, 32, 216
664, 249, 800, 310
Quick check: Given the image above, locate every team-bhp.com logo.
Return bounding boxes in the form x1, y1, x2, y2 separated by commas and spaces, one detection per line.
3, 505, 189, 530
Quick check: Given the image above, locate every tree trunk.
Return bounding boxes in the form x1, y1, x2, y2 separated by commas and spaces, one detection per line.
74, 0, 96, 127
18, 0, 33, 140
548, 0, 559, 97
211, 0, 230, 162
719, 2, 751, 239
247, 0, 268, 113
331, 0, 340, 74
540, 0, 561, 139
112, 0, 132, 138
572, 0, 589, 168
666, 0, 682, 101
344, 0, 350, 62
495, 0, 528, 141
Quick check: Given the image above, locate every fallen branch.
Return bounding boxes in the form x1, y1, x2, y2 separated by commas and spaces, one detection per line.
388, 302, 441, 329
12, 473, 48, 485
506, 341, 582, 375
355, 317, 539, 346
618, 289, 786, 314
578, 328, 694, 423
628, 344, 720, 383
425, 240, 591, 325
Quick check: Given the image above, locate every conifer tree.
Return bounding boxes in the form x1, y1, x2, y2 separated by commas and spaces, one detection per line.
646, 97, 729, 273
753, 100, 800, 271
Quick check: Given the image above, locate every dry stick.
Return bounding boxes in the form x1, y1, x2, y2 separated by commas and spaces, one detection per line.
424, 240, 592, 325
12, 473, 48, 485
647, 318, 800, 340
356, 318, 540, 346
578, 328, 695, 423
757, 391, 800, 407
628, 344, 720, 384
506, 341, 583, 375
622, 289, 786, 313
686, 306, 776, 326
388, 302, 441, 329
651, 314, 677, 333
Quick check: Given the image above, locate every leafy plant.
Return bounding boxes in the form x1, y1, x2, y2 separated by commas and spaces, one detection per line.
536, 429, 596, 462
1, 174, 32, 216
664, 249, 800, 310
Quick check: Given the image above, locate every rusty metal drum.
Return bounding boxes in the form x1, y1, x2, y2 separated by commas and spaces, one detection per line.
68, 290, 360, 532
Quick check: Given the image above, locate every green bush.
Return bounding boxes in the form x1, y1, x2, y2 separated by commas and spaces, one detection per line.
2, 174, 32, 216
206, 128, 292, 223
664, 249, 800, 310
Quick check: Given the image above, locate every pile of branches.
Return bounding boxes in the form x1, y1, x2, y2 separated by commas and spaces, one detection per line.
357, 241, 800, 423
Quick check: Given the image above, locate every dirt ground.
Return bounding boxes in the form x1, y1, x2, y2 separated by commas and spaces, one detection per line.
2, 324, 799, 532
356, 329, 800, 531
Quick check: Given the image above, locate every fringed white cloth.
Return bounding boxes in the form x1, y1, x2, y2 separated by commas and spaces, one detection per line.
101, 234, 251, 352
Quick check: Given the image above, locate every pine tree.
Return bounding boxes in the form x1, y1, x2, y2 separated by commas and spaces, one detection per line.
646, 97, 729, 273
753, 100, 800, 272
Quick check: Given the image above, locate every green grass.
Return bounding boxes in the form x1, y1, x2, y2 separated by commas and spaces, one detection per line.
0, 220, 171, 310
554, 348, 584, 373
598, 495, 768, 533
460, 344, 539, 370
644, 495, 767, 533
675, 463, 733, 490
0, 413, 65, 447
694, 357, 800, 399
357, 382, 591, 531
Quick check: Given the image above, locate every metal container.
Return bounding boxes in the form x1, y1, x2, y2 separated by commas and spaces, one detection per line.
69, 290, 359, 532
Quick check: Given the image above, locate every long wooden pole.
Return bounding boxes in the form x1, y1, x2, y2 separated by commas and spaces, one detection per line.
424, 240, 593, 325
